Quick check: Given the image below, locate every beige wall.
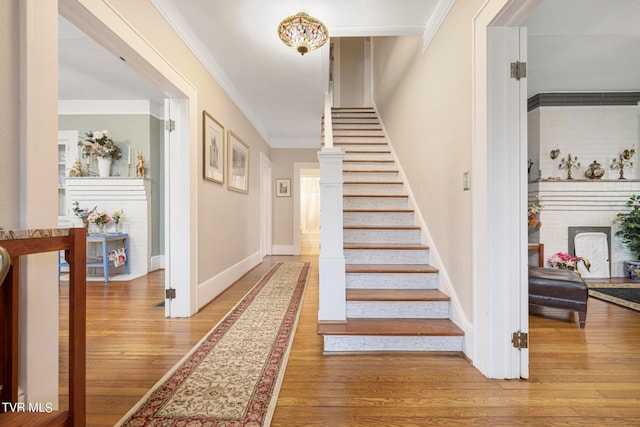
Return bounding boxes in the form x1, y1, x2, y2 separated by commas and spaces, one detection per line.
338, 37, 365, 107
0, 0, 20, 228
271, 148, 319, 247
104, 0, 271, 282
372, 0, 485, 320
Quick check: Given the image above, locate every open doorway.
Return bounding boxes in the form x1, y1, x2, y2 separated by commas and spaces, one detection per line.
300, 169, 320, 255
58, 2, 198, 317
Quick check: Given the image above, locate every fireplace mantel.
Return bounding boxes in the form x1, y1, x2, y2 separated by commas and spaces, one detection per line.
528, 180, 640, 277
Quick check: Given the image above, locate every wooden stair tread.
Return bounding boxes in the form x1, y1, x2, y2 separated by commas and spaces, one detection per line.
344, 194, 408, 198
346, 264, 439, 274
344, 150, 391, 153
344, 181, 403, 185
344, 243, 429, 250
343, 169, 399, 173
344, 210, 413, 214
343, 159, 394, 162
346, 289, 449, 302
318, 318, 463, 336
344, 225, 420, 230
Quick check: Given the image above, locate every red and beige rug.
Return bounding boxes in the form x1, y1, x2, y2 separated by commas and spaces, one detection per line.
117, 262, 310, 426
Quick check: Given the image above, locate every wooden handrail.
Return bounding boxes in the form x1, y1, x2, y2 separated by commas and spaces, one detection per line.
0, 228, 86, 426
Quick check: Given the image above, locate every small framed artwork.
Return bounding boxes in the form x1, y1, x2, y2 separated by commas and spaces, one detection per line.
227, 130, 250, 193
275, 178, 291, 197
203, 111, 225, 183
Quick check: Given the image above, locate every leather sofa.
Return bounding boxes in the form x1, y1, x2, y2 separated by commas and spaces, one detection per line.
528, 265, 588, 328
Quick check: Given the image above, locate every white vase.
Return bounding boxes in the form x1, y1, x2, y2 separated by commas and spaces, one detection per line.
97, 157, 112, 177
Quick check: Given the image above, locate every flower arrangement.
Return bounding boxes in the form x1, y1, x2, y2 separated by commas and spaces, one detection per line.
547, 252, 578, 269
81, 130, 122, 159
528, 195, 543, 232
87, 210, 113, 228
72, 201, 96, 227
112, 209, 124, 225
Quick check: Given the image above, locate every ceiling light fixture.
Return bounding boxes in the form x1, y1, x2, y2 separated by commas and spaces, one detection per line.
278, 12, 328, 56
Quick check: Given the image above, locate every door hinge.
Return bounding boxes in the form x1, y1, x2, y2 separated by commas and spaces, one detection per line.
512, 331, 528, 349
510, 61, 527, 80
165, 288, 176, 299
165, 119, 176, 132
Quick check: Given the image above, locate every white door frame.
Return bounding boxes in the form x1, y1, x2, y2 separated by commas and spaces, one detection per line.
293, 162, 320, 255
60, 0, 199, 317
472, 0, 541, 378
260, 152, 273, 258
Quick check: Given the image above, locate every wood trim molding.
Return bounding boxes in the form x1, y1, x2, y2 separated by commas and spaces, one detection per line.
528, 92, 640, 111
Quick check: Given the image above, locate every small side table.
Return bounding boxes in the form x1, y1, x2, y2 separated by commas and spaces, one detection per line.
86, 233, 130, 282
528, 243, 544, 267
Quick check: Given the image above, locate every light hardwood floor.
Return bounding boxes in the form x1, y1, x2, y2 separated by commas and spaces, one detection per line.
59, 255, 640, 426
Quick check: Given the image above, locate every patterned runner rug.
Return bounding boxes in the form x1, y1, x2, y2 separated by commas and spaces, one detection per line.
117, 262, 311, 426
588, 282, 640, 312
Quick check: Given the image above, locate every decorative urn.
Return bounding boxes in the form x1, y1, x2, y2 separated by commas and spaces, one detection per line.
585, 160, 605, 180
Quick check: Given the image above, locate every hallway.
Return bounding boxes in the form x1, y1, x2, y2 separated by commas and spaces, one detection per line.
59, 255, 640, 426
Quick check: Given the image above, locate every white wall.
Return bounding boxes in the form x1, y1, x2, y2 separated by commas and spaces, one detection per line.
532, 106, 639, 181
338, 38, 365, 107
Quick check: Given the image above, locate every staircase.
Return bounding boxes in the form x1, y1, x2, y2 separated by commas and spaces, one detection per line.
318, 107, 464, 353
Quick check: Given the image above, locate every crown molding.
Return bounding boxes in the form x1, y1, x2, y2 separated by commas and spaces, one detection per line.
422, 0, 456, 52
58, 99, 165, 118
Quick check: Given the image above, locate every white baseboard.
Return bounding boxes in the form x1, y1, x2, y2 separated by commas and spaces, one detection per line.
197, 251, 262, 310
272, 245, 295, 255
150, 255, 165, 271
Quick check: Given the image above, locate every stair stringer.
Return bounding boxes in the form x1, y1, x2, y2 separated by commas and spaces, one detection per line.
372, 103, 473, 358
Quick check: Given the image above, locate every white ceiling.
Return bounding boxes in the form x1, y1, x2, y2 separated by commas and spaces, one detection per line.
58, 0, 640, 147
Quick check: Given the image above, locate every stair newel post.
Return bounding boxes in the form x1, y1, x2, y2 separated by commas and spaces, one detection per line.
317, 147, 346, 321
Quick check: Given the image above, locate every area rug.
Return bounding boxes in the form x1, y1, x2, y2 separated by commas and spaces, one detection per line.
116, 261, 310, 426
588, 282, 640, 312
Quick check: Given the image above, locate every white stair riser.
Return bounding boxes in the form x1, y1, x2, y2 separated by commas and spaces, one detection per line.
334, 136, 387, 143
347, 272, 438, 289
327, 130, 385, 137
344, 229, 421, 244
323, 335, 463, 352
330, 119, 380, 125
347, 301, 449, 319
344, 183, 404, 195
334, 144, 389, 152
344, 211, 414, 226
332, 124, 383, 130
343, 162, 398, 171
344, 153, 394, 161
345, 249, 429, 264
344, 197, 408, 210
344, 172, 400, 182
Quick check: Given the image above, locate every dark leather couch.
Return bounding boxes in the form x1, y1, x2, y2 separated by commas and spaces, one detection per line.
528, 265, 588, 328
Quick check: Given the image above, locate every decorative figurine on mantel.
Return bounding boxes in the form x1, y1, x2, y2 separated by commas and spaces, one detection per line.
559, 153, 580, 180
136, 151, 146, 178
611, 147, 635, 180
585, 160, 605, 180
68, 159, 84, 177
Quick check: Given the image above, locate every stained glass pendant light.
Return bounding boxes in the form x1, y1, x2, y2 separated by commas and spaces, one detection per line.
278, 12, 328, 56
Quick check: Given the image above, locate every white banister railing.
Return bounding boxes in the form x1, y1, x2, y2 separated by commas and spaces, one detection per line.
323, 92, 333, 148
317, 93, 345, 321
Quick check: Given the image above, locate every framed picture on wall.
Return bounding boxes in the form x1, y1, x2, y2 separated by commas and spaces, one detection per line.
203, 111, 225, 184
275, 178, 291, 197
227, 130, 250, 193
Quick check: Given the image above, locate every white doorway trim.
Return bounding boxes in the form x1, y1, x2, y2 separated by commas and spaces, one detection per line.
260, 152, 273, 258
471, 0, 541, 379
60, 0, 199, 317
293, 162, 320, 255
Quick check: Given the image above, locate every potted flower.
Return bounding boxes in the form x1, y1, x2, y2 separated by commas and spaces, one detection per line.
81, 130, 122, 177
615, 194, 640, 279
547, 252, 578, 270
72, 201, 96, 228
87, 210, 113, 234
